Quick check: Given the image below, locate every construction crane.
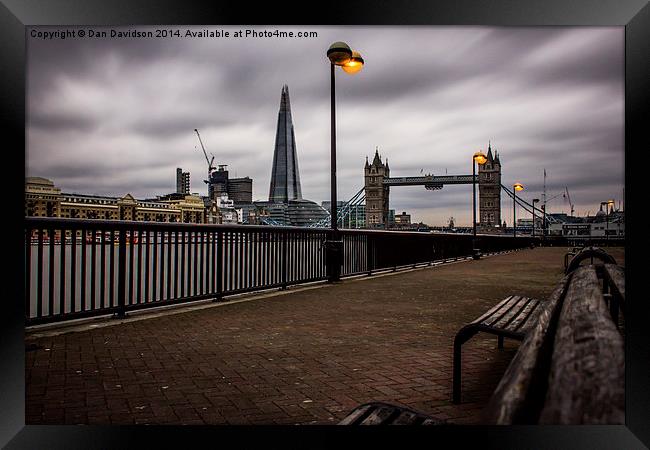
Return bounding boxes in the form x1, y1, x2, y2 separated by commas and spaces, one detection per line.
563, 186, 575, 216
544, 188, 575, 216
194, 128, 216, 184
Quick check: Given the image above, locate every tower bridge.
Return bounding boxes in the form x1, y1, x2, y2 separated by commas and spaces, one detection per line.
364, 143, 503, 230
311, 142, 554, 231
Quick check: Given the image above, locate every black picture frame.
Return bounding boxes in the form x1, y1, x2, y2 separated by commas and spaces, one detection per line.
1, 0, 648, 448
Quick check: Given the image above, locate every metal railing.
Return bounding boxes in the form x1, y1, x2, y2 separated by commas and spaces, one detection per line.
541, 235, 625, 248
25, 217, 535, 325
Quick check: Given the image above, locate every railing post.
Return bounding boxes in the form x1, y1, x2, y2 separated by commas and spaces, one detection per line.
48, 228, 55, 316
412, 240, 417, 268
114, 228, 127, 319
366, 234, 373, 276
281, 231, 288, 290
25, 227, 32, 320
37, 228, 43, 319
215, 230, 223, 301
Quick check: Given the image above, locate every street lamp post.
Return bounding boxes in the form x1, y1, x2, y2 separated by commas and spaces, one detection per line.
513, 182, 524, 237
532, 198, 539, 238
472, 151, 487, 259
326, 42, 364, 283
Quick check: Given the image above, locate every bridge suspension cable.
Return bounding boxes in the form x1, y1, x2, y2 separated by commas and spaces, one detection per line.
500, 184, 561, 224
309, 186, 366, 228
260, 216, 284, 226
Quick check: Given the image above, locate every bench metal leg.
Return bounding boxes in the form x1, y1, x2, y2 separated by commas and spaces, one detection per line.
564, 254, 572, 272
453, 327, 478, 404
606, 294, 619, 326
602, 278, 620, 326
497, 335, 504, 349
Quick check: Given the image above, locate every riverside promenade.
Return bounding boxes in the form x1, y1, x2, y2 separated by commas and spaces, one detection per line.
25, 247, 624, 425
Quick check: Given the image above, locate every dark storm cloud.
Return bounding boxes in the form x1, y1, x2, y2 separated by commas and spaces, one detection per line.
26, 26, 624, 225
28, 111, 97, 132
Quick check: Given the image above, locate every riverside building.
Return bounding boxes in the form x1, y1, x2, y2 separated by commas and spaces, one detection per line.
25, 177, 205, 223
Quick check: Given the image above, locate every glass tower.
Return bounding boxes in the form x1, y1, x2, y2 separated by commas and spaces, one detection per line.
269, 85, 303, 203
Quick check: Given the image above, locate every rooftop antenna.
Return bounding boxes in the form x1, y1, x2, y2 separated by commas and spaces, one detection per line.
542, 168, 547, 213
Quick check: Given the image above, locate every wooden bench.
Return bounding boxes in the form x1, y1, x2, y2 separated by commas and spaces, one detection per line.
482, 263, 625, 424
452, 295, 544, 403
563, 246, 582, 271
564, 245, 616, 274
337, 402, 443, 425
339, 294, 547, 423
339, 251, 624, 425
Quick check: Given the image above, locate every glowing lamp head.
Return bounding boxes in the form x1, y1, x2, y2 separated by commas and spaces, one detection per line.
342, 50, 364, 74
327, 42, 353, 65
513, 182, 524, 192
473, 151, 487, 165
607, 199, 615, 206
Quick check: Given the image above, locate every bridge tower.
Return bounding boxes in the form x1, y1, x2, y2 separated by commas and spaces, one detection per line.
478, 143, 502, 231
364, 148, 390, 228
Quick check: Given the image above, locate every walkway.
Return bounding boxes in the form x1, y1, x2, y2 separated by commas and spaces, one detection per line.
25, 247, 624, 425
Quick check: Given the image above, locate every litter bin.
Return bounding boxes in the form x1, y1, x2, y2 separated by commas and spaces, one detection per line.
324, 239, 343, 281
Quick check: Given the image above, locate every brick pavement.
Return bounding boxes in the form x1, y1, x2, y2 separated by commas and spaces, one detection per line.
25, 247, 624, 425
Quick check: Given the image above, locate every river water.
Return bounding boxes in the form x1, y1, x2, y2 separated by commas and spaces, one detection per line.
25, 236, 348, 319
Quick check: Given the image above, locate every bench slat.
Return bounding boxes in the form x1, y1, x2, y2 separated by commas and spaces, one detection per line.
507, 298, 542, 333
339, 402, 443, 425
469, 295, 515, 326
492, 296, 534, 330
337, 404, 372, 425
482, 296, 522, 327
390, 410, 421, 425
360, 405, 396, 425
539, 266, 624, 424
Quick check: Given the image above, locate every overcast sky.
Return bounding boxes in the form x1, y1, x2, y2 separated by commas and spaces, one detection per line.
26, 26, 624, 226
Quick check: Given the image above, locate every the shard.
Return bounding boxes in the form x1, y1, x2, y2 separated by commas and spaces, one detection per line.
269, 85, 303, 203
254, 85, 327, 226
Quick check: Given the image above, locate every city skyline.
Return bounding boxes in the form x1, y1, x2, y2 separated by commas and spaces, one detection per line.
26, 26, 624, 226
